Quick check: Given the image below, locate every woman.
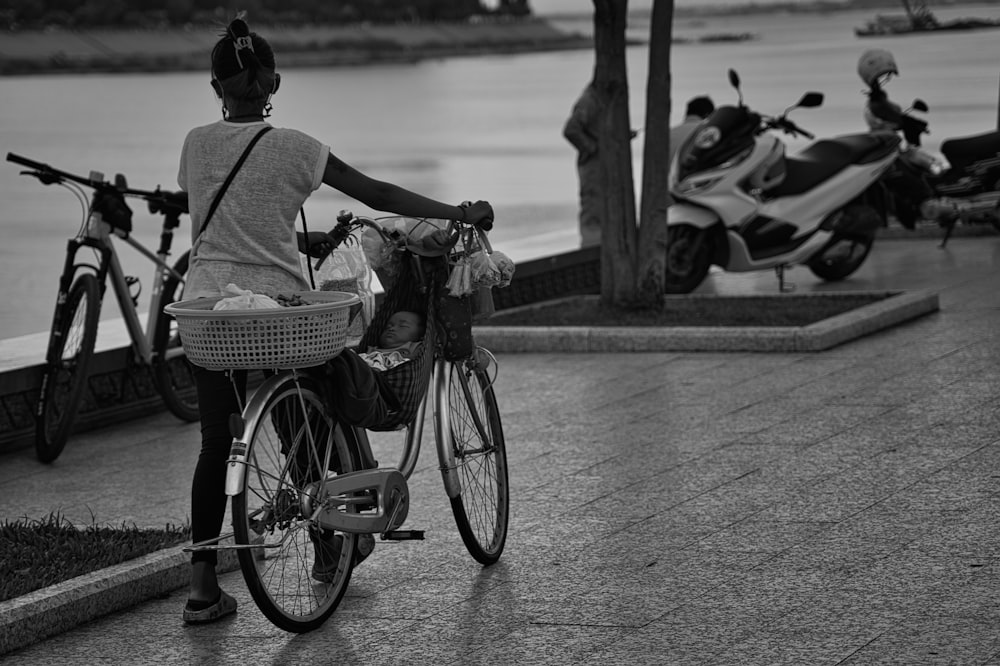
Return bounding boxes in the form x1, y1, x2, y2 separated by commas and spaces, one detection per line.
178, 14, 494, 624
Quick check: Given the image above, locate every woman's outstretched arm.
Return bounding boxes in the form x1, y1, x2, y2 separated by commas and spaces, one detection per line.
322, 152, 492, 225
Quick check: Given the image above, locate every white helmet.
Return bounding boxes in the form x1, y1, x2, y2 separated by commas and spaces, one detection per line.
857, 48, 898, 88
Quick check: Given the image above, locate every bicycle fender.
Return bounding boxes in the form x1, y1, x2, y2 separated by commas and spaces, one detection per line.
433, 363, 461, 499
667, 203, 721, 230
224, 372, 294, 496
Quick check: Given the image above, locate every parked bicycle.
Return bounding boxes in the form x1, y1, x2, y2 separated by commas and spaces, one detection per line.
7, 152, 199, 463
168, 212, 509, 632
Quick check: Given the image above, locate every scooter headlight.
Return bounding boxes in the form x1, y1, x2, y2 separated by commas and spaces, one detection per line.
675, 175, 724, 197
692, 126, 722, 150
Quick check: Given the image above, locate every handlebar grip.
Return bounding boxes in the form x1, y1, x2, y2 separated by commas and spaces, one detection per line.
6, 152, 50, 172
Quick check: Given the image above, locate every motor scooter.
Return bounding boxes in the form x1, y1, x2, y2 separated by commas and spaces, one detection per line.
864, 95, 1000, 247
665, 69, 901, 293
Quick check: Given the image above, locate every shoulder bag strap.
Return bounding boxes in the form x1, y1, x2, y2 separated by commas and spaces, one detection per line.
197, 125, 273, 238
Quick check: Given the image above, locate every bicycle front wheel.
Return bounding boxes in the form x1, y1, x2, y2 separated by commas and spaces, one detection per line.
232, 374, 360, 633
152, 251, 199, 422
35, 273, 100, 463
438, 356, 509, 565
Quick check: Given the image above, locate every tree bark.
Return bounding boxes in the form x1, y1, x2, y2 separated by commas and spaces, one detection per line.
636, 0, 673, 305
592, 0, 637, 305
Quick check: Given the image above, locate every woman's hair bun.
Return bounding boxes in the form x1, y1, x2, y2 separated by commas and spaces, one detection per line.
227, 17, 251, 42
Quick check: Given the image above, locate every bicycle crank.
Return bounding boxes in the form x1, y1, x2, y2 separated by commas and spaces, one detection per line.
304, 468, 410, 535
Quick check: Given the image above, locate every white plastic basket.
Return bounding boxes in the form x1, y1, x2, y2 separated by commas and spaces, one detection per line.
164, 291, 360, 370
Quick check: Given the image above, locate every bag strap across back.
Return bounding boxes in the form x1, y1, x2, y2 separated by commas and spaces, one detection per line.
197, 125, 273, 238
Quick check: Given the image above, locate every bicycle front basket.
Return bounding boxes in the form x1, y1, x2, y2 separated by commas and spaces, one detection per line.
165, 291, 359, 371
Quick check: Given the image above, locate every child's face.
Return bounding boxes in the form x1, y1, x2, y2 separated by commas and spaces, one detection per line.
379, 311, 423, 348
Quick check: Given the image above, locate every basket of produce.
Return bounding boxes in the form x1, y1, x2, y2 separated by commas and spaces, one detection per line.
164, 290, 360, 370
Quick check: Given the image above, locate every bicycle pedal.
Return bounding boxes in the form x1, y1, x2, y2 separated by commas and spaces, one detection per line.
381, 530, 425, 541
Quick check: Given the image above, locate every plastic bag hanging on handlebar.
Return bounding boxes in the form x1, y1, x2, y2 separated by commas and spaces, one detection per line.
301, 247, 374, 339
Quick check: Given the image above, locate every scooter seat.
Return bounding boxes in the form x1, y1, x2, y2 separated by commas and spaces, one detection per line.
941, 130, 1000, 169
767, 133, 899, 197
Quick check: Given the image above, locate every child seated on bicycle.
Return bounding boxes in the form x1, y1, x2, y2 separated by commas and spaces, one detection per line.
358, 310, 424, 371
319, 309, 426, 428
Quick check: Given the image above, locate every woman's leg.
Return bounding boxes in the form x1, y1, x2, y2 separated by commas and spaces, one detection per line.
188, 366, 246, 603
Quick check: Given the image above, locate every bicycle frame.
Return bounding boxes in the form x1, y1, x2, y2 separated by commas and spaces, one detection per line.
52, 214, 186, 367
221, 358, 460, 535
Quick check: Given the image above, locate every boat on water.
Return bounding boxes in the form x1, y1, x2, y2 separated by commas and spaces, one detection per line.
855, 0, 1000, 37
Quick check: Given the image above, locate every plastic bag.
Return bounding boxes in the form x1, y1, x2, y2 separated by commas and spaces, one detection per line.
490, 250, 515, 288
361, 216, 455, 279
445, 254, 474, 297
469, 250, 502, 288
301, 247, 374, 339
213, 283, 281, 310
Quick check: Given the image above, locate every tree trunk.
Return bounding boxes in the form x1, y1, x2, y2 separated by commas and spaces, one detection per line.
636, 0, 673, 305
592, 0, 637, 305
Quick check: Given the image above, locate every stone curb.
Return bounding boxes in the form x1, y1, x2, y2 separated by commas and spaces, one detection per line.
0, 544, 238, 656
472, 289, 940, 353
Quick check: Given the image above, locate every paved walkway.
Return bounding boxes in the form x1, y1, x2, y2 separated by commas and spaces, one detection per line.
2, 234, 1000, 664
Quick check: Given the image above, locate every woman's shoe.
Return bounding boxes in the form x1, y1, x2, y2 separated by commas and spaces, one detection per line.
183, 589, 237, 624
312, 532, 376, 583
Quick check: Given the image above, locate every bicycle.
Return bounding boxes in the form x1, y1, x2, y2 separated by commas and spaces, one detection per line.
6, 152, 200, 463
167, 212, 509, 633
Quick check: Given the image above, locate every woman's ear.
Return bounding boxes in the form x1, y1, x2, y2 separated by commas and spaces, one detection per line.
272, 73, 281, 94
210, 78, 223, 98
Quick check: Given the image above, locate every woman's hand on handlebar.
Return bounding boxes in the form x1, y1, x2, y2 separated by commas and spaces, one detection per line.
461, 200, 494, 231
298, 230, 337, 258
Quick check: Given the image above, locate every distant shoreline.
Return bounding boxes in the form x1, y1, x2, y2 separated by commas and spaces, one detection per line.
1, 1, 993, 77
0, 17, 594, 77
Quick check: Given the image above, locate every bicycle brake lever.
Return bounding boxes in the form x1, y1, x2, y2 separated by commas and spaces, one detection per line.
33, 171, 61, 186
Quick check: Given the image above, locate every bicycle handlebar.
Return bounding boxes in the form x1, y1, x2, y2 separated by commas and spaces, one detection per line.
6, 151, 189, 215
315, 210, 493, 269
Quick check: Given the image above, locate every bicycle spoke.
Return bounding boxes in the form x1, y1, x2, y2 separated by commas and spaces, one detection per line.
444, 360, 509, 564
232, 377, 357, 632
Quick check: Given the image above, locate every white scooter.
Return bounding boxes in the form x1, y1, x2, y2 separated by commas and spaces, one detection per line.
665, 69, 902, 292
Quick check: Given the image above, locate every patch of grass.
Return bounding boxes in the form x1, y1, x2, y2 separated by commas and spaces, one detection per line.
483, 293, 891, 328
0, 512, 190, 603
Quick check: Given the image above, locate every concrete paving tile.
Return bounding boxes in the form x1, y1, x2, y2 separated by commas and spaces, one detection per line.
653, 476, 790, 526
748, 443, 872, 487
710, 628, 881, 665
840, 616, 1000, 665
741, 403, 892, 446
520, 579, 677, 629
453, 623, 629, 666
588, 626, 736, 666
687, 518, 834, 555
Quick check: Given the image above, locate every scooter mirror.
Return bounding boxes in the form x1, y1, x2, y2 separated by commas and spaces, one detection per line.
912, 99, 929, 113
798, 92, 824, 108
728, 69, 740, 88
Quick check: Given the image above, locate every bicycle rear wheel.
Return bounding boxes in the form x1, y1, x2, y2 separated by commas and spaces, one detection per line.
35, 273, 100, 463
438, 355, 509, 565
152, 251, 199, 422
232, 374, 360, 633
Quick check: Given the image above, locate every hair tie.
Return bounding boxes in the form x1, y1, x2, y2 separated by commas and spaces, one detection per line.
226, 14, 255, 70
233, 36, 254, 70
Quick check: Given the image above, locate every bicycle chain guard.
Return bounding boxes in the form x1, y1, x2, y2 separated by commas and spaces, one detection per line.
305, 468, 409, 535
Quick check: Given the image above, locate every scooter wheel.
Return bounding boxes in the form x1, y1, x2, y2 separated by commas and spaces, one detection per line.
664, 225, 712, 294
807, 235, 874, 281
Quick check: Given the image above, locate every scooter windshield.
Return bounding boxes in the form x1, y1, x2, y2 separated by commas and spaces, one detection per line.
677, 105, 758, 180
